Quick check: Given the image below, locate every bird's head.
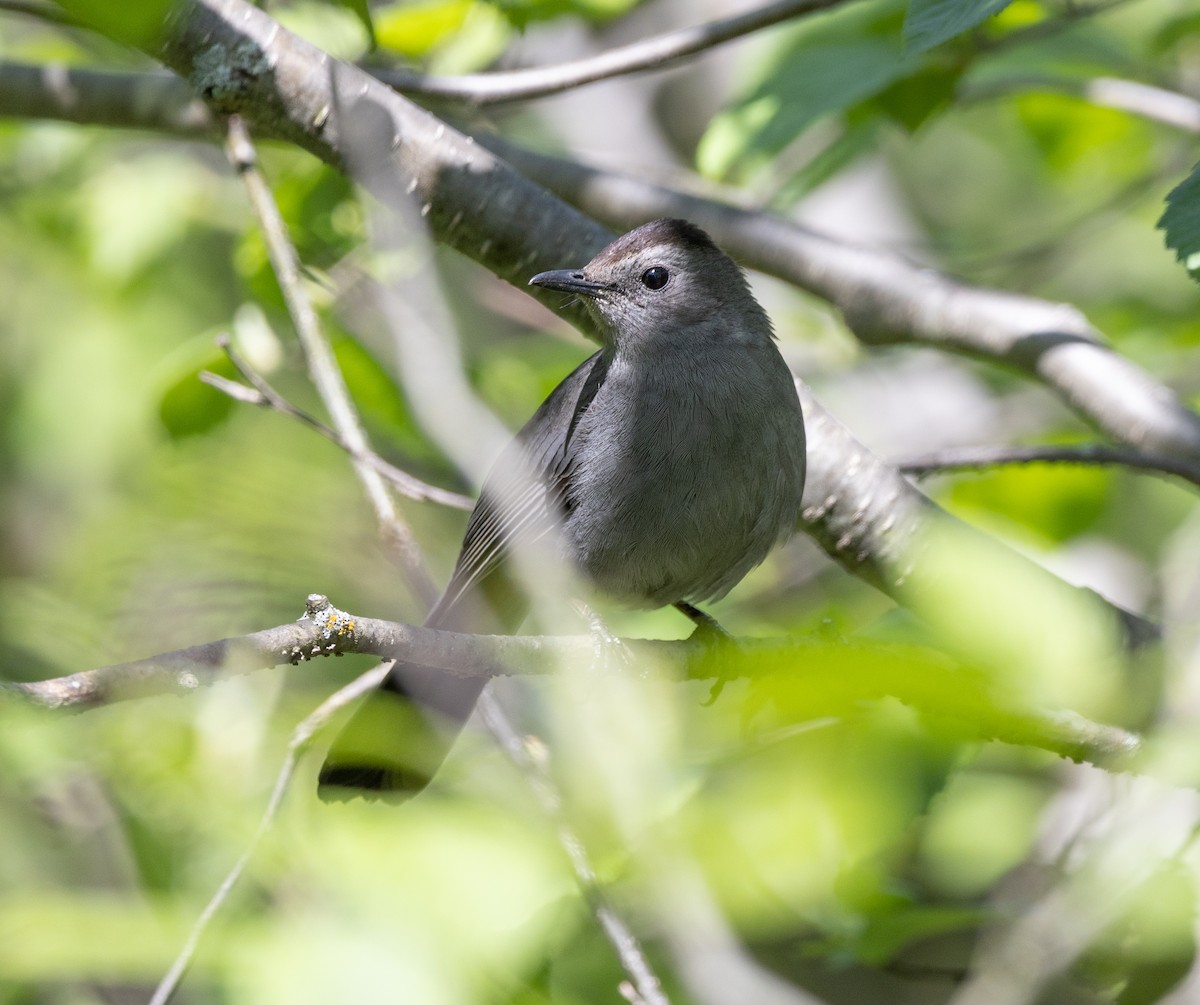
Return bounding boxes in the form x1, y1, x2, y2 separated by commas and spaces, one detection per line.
529, 218, 772, 351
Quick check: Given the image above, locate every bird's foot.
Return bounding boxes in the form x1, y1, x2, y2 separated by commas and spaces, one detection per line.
675, 602, 737, 705
574, 601, 636, 672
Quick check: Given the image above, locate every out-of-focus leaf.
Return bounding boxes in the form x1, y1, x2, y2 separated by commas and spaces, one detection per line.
1159, 162, 1200, 278
80, 154, 211, 284
685, 698, 955, 935
903, 0, 1012, 53
769, 119, 881, 208
1088, 860, 1197, 1005
433, 4, 513, 73
849, 903, 987, 964
870, 60, 965, 130
902, 518, 1124, 718
1016, 93, 1141, 173
275, 1, 371, 59
697, 0, 915, 182
157, 343, 237, 440
1151, 11, 1200, 53
945, 460, 1110, 542
0, 892, 197, 981
918, 771, 1048, 897
334, 0, 378, 48
55, 0, 172, 46
376, 0, 475, 57
486, 0, 643, 29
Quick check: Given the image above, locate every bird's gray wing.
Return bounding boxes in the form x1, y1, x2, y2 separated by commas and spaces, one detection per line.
429, 350, 611, 622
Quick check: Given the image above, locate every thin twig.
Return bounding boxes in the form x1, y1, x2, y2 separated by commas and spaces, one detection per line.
201, 336, 472, 510
223, 116, 439, 604
371, 0, 855, 105
147, 660, 391, 1005
897, 443, 1200, 490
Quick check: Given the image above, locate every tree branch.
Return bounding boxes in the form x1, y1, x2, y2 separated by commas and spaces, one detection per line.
0, 63, 214, 133
370, 0, 854, 105
1, 595, 1142, 770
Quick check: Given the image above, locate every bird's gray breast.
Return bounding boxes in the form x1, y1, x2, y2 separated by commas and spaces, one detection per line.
561, 342, 805, 607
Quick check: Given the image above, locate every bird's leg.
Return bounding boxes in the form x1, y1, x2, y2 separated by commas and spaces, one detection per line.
674, 602, 736, 705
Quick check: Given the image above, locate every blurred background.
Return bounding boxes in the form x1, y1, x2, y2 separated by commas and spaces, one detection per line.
4, 0, 1200, 1002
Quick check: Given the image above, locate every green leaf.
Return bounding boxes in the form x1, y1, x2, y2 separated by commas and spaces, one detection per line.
697, 0, 915, 182
56, 0, 173, 47
1158, 163, 1200, 277
903, 0, 1013, 53
485, 0, 643, 29
157, 346, 236, 440
376, 0, 474, 57
870, 60, 964, 130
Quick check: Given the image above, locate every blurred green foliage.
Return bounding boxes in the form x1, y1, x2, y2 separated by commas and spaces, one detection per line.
3, 0, 1200, 1003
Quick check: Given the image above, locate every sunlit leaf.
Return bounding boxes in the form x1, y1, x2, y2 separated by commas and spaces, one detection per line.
485, 0, 644, 29
376, 0, 475, 57
55, 0, 173, 46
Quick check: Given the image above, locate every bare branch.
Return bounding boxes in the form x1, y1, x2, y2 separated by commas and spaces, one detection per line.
201, 336, 473, 510
0, 64, 214, 133
224, 116, 439, 603
371, 0, 853, 106
1, 595, 1143, 769
898, 443, 1200, 489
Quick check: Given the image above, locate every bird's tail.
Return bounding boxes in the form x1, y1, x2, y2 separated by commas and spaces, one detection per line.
317, 577, 521, 801
317, 663, 489, 799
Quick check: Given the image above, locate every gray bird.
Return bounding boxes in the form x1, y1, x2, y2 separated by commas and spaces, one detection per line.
319, 218, 806, 797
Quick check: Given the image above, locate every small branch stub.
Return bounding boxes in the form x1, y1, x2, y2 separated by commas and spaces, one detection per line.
287, 594, 359, 663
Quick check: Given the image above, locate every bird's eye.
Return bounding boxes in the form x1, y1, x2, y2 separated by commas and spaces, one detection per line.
641, 266, 670, 291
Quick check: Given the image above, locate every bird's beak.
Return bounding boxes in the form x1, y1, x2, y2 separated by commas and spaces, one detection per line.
528, 269, 608, 296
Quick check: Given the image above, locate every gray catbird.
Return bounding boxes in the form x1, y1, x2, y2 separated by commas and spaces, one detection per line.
319, 218, 806, 797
